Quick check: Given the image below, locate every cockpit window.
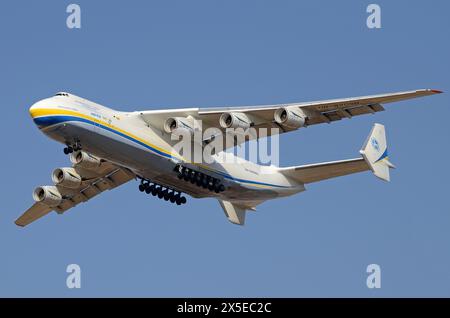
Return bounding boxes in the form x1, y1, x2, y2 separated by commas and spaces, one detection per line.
55, 92, 69, 97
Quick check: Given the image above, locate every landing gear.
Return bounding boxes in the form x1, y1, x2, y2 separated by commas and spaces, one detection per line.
174, 165, 226, 194
63, 140, 82, 155
137, 177, 187, 205
138, 179, 148, 192
63, 146, 73, 155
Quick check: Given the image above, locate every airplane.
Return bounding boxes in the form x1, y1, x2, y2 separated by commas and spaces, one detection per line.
16, 89, 442, 227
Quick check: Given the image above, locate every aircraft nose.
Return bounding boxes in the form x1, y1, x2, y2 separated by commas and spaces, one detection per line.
29, 100, 44, 119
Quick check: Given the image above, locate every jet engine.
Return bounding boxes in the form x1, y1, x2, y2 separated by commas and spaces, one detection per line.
70, 151, 101, 169
32, 186, 62, 207
219, 112, 251, 129
163, 117, 195, 135
52, 167, 82, 189
274, 107, 306, 129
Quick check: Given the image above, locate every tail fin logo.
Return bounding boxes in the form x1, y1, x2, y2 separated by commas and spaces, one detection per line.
371, 137, 380, 152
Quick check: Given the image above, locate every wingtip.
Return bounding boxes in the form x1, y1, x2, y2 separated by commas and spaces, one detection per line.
14, 220, 26, 227
430, 89, 443, 94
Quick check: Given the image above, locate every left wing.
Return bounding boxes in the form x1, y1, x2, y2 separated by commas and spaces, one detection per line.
137, 89, 441, 150
15, 153, 135, 227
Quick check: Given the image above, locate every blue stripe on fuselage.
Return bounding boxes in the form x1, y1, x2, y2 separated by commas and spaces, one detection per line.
34, 115, 291, 189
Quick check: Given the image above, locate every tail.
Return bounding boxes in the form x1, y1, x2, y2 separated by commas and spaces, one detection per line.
360, 123, 395, 182
278, 123, 395, 184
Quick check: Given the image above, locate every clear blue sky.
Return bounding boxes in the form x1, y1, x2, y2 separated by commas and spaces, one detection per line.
0, 0, 449, 297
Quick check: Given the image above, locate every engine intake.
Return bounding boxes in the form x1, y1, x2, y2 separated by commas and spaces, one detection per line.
274, 108, 306, 129
70, 151, 101, 169
219, 112, 251, 130
33, 186, 62, 207
52, 167, 82, 189
163, 117, 195, 135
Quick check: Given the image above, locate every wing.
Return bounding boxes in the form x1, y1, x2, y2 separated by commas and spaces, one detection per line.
15, 156, 135, 227
137, 89, 441, 150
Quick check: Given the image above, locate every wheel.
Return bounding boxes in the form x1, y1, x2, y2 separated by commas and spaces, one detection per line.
68, 146, 73, 153
170, 195, 177, 203
145, 185, 152, 194
158, 189, 165, 199
138, 184, 145, 192
173, 165, 181, 173
63, 147, 69, 155
175, 194, 181, 205
163, 191, 171, 201
180, 196, 187, 204
219, 184, 225, 192
151, 187, 159, 196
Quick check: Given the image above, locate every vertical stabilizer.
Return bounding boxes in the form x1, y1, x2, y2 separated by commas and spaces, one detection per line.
360, 123, 395, 182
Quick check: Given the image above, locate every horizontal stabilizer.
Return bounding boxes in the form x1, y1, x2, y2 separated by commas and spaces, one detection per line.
278, 123, 395, 184
278, 158, 369, 184
219, 200, 247, 225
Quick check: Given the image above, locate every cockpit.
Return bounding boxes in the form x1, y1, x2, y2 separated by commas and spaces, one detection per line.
54, 92, 70, 97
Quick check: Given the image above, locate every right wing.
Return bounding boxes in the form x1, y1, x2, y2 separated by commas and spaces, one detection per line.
136, 89, 441, 150
15, 153, 135, 227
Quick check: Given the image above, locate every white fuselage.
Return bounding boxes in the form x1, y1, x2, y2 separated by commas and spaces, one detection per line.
29, 94, 304, 205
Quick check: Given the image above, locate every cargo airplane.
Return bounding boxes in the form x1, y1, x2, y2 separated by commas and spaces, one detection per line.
16, 89, 442, 226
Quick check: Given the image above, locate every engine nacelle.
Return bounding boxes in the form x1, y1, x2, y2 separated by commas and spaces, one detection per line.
219, 112, 251, 129
274, 108, 306, 129
52, 167, 82, 189
70, 151, 101, 170
33, 186, 62, 207
163, 117, 195, 135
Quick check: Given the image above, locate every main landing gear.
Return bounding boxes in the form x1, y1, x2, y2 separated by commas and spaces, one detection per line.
174, 165, 225, 193
138, 178, 187, 205
63, 140, 82, 155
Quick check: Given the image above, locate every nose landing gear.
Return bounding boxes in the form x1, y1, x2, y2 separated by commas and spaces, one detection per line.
63, 140, 82, 155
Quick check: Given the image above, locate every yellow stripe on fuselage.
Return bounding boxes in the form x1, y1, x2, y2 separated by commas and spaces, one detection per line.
30, 107, 178, 159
